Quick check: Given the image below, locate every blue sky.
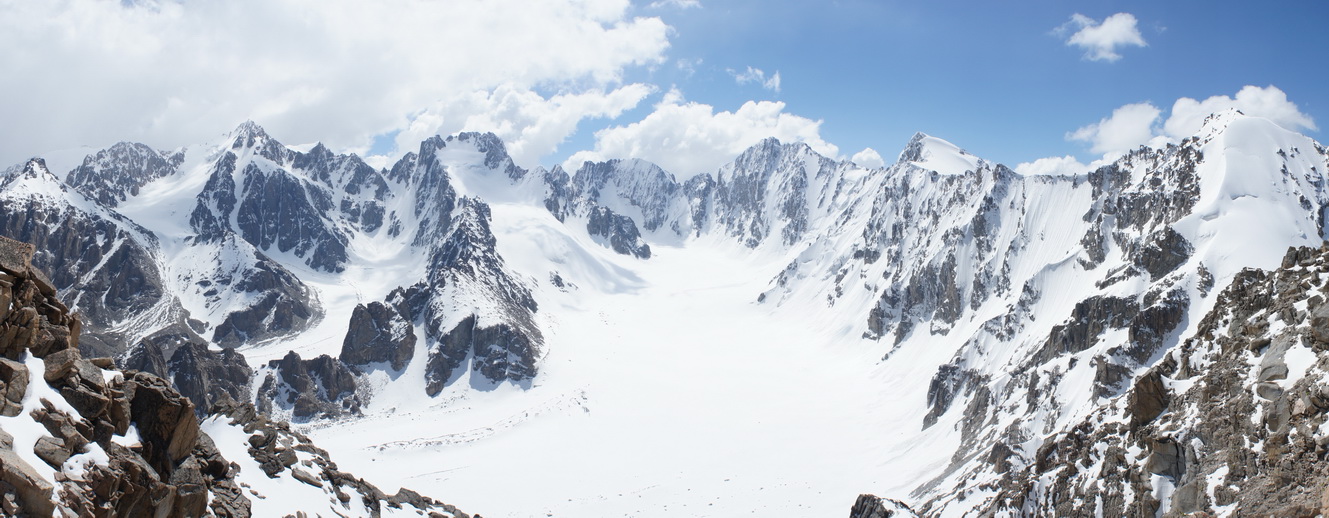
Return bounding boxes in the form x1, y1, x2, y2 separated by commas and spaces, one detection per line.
566, 0, 1328, 170
1, 0, 1324, 176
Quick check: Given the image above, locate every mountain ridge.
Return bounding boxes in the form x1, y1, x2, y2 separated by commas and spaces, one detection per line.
2, 112, 1327, 516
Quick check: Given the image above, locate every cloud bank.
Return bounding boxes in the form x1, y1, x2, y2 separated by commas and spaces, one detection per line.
564, 89, 836, 177
1065, 85, 1316, 158
0, 0, 670, 166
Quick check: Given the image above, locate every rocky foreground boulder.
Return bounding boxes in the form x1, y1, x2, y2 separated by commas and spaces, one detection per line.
0, 235, 249, 516
0, 236, 472, 517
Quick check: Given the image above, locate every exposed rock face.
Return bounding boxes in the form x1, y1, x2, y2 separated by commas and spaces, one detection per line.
960, 244, 1329, 516
704, 138, 840, 247
0, 236, 251, 517
0, 428, 55, 516
210, 269, 318, 348
256, 351, 361, 420
586, 206, 651, 259
354, 196, 543, 396
168, 340, 253, 417
542, 158, 690, 257
426, 314, 538, 396
66, 141, 184, 207
187, 234, 322, 348
848, 494, 919, 518
6, 124, 549, 406
340, 299, 416, 372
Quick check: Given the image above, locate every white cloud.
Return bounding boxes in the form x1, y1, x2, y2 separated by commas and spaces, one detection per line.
1163, 85, 1316, 139
396, 84, 654, 167
851, 148, 885, 169
732, 67, 782, 93
1054, 85, 1316, 173
1057, 13, 1146, 62
1067, 102, 1161, 156
676, 57, 703, 78
0, 0, 670, 166
564, 89, 837, 177
1014, 155, 1090, 176
1065, 85, 1316, 160
649, 0, 701, 8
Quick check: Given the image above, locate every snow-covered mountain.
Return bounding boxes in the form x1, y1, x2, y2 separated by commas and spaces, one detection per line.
3, 110, 1328, 516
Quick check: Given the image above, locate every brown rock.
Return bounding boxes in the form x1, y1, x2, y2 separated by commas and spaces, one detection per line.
0, 430, 56, 517
42, 347, 80, 383
0, 237, 34, 277
1129, 369, 1169, 428
60, 384, 111, 421
291, 467, 322, 487
0, 357, 28, 417
0, 283, 10, 323
128, 372, 200, 474
34, 434, 72, 469
89, 357, 116, 369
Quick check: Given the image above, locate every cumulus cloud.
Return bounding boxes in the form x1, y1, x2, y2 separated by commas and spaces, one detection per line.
1163, 85, 1317, 139
563, 89, 837, 177
1014, 155, 1091, 176
1057, 13, 1147, 62
1065, 85, 1316, 159
732, 67, 782, 93
851, 148, 885, 169
1067, 102, 1161, 155
0, 0, 670, 166
396, 83, 653, 167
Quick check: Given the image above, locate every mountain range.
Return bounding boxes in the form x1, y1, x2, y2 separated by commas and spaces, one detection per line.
2, 109, 1328, 516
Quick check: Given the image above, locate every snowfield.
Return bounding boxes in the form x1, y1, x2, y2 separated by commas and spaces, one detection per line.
296, 208, 927, 517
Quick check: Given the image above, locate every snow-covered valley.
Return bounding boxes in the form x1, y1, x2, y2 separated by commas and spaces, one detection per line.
304, 223, 915, 517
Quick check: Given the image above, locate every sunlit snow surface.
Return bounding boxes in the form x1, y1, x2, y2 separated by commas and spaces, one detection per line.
293, 207, 923, 517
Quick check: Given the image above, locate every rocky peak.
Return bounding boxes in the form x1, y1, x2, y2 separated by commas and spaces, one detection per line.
895, 132, 932, 163
228, 120, 288, 164
895, 132, 981, 175
66, 141, 184, 207
570, 158, 685, 234
723, 137, 816, 181
1, 158, 66, 195
451, 131, 526, 181
19, 158, 53, 179
1192, 107, 1246, 145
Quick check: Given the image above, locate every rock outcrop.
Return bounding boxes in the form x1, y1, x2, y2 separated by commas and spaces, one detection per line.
256, 351, 361, 420
848, 494, 919, 518
586, 206, 651, 259
168, 340, 253, 417
0, 235, 251, 516
209, 398, 475, 518
340, 299, 416, 372
964, 244, 1329, 516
